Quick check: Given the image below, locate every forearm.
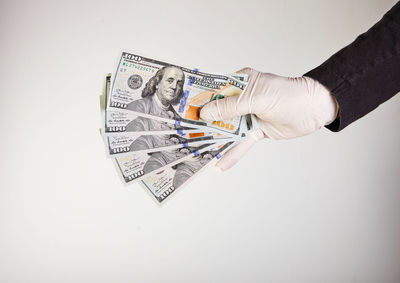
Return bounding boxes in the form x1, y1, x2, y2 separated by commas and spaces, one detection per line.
304, 1, 400, 131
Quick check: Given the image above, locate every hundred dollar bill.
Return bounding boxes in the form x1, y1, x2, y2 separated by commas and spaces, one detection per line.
103, 73, 205, 136
99, 74, 111, 116
113, 141, 222, 184
103, 72, 249, 136
140, 141, 235, 203
106, 131, 232, 157
100, 73, 112, 128
108, 52, 249, 138
105, 108, 206, 136
101, 73, 248, 109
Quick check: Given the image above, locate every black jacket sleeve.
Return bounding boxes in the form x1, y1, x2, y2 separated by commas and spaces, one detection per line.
304, 1, 400, 132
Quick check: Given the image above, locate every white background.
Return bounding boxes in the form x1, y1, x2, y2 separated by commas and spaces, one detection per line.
1, 0, 399, 282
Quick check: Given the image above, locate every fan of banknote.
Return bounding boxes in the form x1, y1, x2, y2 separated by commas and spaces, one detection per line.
99, 52, 257, 203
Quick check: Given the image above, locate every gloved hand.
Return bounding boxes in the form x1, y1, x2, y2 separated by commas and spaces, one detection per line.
200, 68, 339, 171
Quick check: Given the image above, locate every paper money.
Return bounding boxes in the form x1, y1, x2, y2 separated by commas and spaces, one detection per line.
113, 142, 221, 183
104, 71, 250, 137
99, 56, 257, 203
102, 74, 234, 158
103, 73, 204, 136
106, 131, 232, 157
104, 108, 205, 136
140, 141, 235, 203
108, 52, 248, 138
101, 75, 232, 184
102, 73, 236, 158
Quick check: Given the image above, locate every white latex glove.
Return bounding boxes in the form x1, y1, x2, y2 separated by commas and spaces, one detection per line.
200, 68, 339, 171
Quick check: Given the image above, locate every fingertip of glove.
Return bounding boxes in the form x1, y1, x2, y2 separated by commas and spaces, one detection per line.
251, 128, 266, 141
214, 164, 224, 172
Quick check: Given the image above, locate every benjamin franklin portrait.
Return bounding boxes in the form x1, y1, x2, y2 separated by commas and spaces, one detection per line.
125, 65, 185, 132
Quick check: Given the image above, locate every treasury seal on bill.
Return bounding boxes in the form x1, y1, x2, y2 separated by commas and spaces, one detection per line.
127, 74, 143, 90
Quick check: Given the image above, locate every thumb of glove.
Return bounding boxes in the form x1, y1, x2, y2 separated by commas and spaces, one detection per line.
200, 67, 260, 121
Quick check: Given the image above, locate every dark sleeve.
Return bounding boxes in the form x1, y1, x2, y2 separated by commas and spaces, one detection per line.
304, 1, 400, 132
